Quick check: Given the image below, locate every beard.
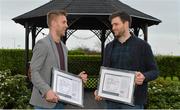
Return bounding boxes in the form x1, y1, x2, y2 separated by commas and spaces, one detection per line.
56, 28, 65, 37
115, 29, 125, 38
113, 24, 126, 38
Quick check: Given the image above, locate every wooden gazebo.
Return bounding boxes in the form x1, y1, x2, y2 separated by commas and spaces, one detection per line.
12, 0, 161, 74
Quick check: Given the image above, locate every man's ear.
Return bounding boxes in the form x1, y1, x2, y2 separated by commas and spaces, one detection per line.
51, 19, 56, 27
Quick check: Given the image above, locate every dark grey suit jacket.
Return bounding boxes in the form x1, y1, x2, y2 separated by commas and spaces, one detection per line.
30, 34, 68, 108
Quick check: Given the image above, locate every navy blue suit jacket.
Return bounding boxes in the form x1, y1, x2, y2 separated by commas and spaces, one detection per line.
102, 36, 159, 104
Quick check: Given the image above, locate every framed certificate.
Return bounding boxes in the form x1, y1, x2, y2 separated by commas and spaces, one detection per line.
97, 66, 135, 106
51, 68, 83, 107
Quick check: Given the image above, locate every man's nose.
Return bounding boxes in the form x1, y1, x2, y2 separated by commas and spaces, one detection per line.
112, 26, 115, 31
66, 23, 68, 28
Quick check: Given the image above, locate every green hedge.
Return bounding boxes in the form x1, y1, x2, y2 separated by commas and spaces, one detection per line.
68, 55, 101, 76
68, 48, 101, 55
1, 49, 180, 78
155, 55, 180, 79
0, 49, 32, 75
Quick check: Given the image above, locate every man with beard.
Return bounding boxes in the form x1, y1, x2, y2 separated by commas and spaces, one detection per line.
30, 10, 87, 109
94, 11, 159, 109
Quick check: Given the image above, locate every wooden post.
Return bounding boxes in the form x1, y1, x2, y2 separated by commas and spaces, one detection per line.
134, 27, 140, 37
25, 22, 30, 76
142, 24, 148, 42
31, 26, 36, 50
101, 29, 106, 64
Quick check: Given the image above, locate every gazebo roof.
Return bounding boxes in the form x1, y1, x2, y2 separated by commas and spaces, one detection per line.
13, 0, 162, 75
13, 0, 161, 29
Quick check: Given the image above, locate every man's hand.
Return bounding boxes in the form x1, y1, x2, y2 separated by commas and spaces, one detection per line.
94, 90, 103, 101
45, 90, 59, 103
135, 72, 145, 85
79, 71, 88, 83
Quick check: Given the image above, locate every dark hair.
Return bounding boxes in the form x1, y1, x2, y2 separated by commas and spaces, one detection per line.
47, 10, 67, 27
109, 11, 132, 27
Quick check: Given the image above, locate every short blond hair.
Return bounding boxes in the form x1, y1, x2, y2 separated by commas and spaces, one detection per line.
47, 10, 67, 27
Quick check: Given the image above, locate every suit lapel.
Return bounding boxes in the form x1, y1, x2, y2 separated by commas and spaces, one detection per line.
48, 35, 60, 69
105, 40, 114, 67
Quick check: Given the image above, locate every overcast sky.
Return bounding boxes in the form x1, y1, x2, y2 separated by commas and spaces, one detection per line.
0, 0, 180, 55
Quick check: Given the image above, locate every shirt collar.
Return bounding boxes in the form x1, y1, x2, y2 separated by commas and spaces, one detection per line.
114, 35, 133, 45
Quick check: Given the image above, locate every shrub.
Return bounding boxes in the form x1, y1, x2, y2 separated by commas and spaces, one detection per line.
0, 70, 32, 109
147, 78, 180, 109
